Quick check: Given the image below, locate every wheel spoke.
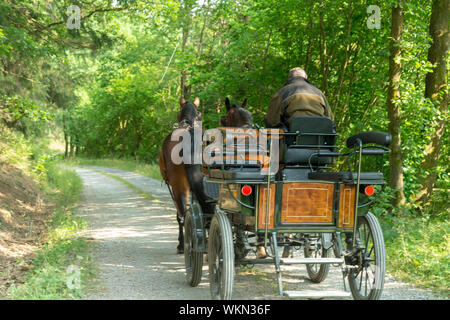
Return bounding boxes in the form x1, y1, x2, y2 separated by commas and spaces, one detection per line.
348, 213, 385, 300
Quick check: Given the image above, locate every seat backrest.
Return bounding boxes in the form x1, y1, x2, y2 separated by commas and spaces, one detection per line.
284, 116, 336, 166
288, 116, 335, 146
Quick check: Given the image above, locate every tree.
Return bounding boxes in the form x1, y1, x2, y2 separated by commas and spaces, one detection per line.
414, 0, 449, 204
386, 1, 406, 208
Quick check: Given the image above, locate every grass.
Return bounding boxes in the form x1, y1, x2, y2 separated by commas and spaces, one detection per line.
381, 215, 449, 298
87, 168, 156, 201
64, 157, 162, 181
7, 164, 94, 299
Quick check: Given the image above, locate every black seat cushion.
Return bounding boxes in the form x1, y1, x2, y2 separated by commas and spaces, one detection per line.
308, 171, 385, 184
208, 168, 273, 182
346, 131, 392, 148
284, 148, 333, 165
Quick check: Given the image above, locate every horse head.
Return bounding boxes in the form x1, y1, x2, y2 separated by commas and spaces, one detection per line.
177, 97, 202, 128
222, 97, 253, 128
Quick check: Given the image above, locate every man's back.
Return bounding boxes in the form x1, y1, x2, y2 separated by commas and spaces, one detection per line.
264, 71, 333, 129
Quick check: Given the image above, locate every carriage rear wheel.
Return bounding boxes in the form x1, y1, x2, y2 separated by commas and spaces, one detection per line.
348, 212, 385, 300
304, 234, 332, 283
208, 208, 234, 300
184, 205, 203, 287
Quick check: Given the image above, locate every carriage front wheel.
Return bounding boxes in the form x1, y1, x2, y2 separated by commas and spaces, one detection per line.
348, 212, 385, 300
184, 204, 203, 287
208, 208, 234, 300
304, 233, 332, 283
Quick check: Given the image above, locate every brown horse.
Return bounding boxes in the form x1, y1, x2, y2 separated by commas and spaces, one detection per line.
159, 97, 202, 254
222, 97, 267, 259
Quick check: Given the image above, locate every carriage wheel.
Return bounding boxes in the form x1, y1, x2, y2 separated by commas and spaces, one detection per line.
208, 208, 234, 300
348, 212, 385, 300
304, 234, 331, 283
184, 207, 203, 287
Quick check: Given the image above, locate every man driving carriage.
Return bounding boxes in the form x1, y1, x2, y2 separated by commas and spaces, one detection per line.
263, 67, 335, 258
264, 67, 334, 131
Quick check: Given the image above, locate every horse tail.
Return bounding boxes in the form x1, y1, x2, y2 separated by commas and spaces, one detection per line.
184, 163, 215, 215
184, 129, 216, 215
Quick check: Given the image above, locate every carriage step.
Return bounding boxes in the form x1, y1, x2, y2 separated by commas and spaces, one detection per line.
239, 258, 275, 265
283, 290, 351, 299
280, 258, 344, 265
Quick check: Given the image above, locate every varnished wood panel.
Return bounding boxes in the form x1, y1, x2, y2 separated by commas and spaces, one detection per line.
281, 183, 334, 224
257, 184, 276, 229
339, 185, 356, 228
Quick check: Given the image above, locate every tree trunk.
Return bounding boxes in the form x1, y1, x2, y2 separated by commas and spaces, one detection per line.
197, 0, 210, 58
69, 135, 75, 158
386, 2, 406, 208
415, 0, 449, 204
319, 10, 329, 95
180, 0, 193, 99
63, 114, 69, 158
257, 29, 272, 111
333, 0, 353, 111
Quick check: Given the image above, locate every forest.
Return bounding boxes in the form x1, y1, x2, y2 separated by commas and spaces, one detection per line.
0, 0, 448, 295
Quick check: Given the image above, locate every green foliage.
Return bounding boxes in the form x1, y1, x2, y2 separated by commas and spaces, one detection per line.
0, 123, 32, 167
382, 215, 449, 296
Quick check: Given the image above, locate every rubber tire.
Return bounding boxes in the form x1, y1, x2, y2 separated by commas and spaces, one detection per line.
348, 212, 385, 300
184, 208, 203, 287
304, 235, 331, 283
208, 208, 234, 300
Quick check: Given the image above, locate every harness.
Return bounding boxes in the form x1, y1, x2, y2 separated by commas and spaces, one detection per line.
174, 112, 202, 130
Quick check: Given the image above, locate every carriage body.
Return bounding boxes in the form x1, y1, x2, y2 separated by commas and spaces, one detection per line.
185, 116, 391, 300
204, 120, 387, 235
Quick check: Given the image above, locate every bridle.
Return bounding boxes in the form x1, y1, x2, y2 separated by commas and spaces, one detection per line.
176, 107, 202, 130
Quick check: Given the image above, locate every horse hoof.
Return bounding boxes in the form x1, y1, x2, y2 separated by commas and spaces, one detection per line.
256, 246, 267, 259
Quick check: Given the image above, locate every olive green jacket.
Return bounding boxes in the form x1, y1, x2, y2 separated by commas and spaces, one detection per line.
264, 77, 334, 129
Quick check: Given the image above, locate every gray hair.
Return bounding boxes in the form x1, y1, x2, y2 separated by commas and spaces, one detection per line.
288, 67, 308, 80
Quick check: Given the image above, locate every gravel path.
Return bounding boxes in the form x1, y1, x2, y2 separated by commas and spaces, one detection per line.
74, 166, 443, 300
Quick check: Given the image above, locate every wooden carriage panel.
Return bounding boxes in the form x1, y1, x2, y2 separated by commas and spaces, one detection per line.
257, 185, 276, 229
280, 183, 334, 224
338, 185, 356, 228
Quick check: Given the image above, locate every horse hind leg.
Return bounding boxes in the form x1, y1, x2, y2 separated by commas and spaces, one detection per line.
174, 191, 188, 254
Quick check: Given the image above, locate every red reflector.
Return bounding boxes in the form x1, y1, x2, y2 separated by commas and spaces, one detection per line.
365, 186, 375, 196
241, 185, 252, 196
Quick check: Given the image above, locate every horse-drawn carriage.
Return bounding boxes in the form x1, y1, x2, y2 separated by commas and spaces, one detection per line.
182, 113, 391, 300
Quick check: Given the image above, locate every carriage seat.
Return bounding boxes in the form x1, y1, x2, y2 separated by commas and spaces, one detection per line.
308, 171, 385, 185
284, 116, 336, 166
207, 167, 273, 183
